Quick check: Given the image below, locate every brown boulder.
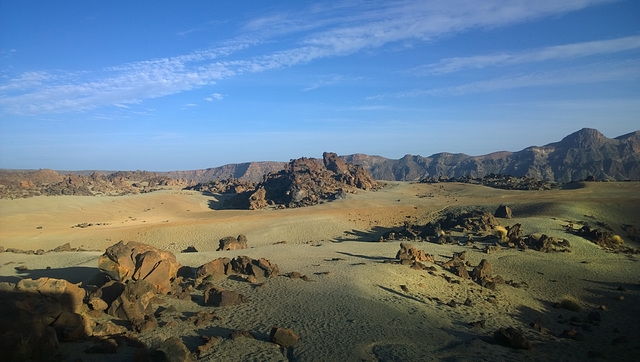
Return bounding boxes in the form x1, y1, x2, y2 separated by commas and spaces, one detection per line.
98, 240, 181, 294
217, 235, 248, 251
270, 326, 299, 347
204, 286, 249, 307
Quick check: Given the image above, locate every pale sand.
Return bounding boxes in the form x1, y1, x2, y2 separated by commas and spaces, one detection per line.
1, 182, 639, 361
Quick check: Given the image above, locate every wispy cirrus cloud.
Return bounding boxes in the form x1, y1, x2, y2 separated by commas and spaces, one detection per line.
0, 0, 616, 115
411, 35, 640, 75
370, 60, 640, 99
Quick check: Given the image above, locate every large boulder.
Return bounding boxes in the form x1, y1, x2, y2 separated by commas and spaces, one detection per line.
98, 240, 181, 294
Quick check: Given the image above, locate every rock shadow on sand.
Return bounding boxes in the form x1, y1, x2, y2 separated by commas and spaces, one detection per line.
9, 266, 102, 285
332, 226, 396, 243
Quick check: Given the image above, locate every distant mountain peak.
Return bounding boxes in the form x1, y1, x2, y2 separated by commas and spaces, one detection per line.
554, 128, 606, 149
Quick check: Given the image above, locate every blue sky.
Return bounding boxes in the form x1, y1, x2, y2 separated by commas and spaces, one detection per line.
1, 0, 639, 171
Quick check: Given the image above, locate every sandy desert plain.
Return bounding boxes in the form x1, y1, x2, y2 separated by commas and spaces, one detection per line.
1, 180, 639, 361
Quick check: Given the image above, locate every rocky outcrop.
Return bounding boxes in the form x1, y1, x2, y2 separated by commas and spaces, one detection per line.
229, 152, 380, 209
98, 240, 182, 294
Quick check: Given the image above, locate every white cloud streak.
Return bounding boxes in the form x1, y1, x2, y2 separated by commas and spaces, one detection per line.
412, 35, 640, 75
370, 60, 640, 99
0, 0, 617, 115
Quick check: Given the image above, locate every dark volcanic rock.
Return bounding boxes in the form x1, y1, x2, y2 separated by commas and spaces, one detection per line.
494, 327, 532, 350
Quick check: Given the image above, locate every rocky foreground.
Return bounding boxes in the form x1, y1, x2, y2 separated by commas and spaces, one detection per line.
1, 202, 639, 361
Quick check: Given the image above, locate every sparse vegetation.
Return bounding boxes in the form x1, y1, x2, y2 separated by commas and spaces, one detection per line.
493, 225, 508, 242
559, 295, 582, 311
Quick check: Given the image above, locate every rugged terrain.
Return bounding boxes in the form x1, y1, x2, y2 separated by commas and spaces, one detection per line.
1, 180, 639, 361
168, 128, 640, 183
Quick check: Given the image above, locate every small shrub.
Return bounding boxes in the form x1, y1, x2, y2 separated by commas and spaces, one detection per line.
609, 235, 624, 245
493, 226, 508, 242
559, 295, 582, 311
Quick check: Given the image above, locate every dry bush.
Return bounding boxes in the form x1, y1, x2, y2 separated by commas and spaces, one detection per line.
559, 295, 582, 311
493, 226, 508, 242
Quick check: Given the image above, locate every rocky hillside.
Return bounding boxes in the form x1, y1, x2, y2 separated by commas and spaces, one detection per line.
345, 128, 640, 182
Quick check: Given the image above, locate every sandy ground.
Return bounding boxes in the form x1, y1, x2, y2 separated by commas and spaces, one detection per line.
1, 181, 639, 361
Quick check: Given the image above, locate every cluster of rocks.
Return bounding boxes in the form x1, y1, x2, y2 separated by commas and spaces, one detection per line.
0, 242, 99, 256
0, 240, 298, 361
225, 152, 380, 209
420, 173, 560, 191
564, 222, 639, 253
0, 169, 194, 199
380, 206, 571, 253
395, 243, 509, 291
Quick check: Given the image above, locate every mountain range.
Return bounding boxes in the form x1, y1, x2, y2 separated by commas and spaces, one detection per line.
166, 128, 640, 183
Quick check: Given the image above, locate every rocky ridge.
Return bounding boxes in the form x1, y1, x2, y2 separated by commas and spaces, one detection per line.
0, 169, 193, 199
